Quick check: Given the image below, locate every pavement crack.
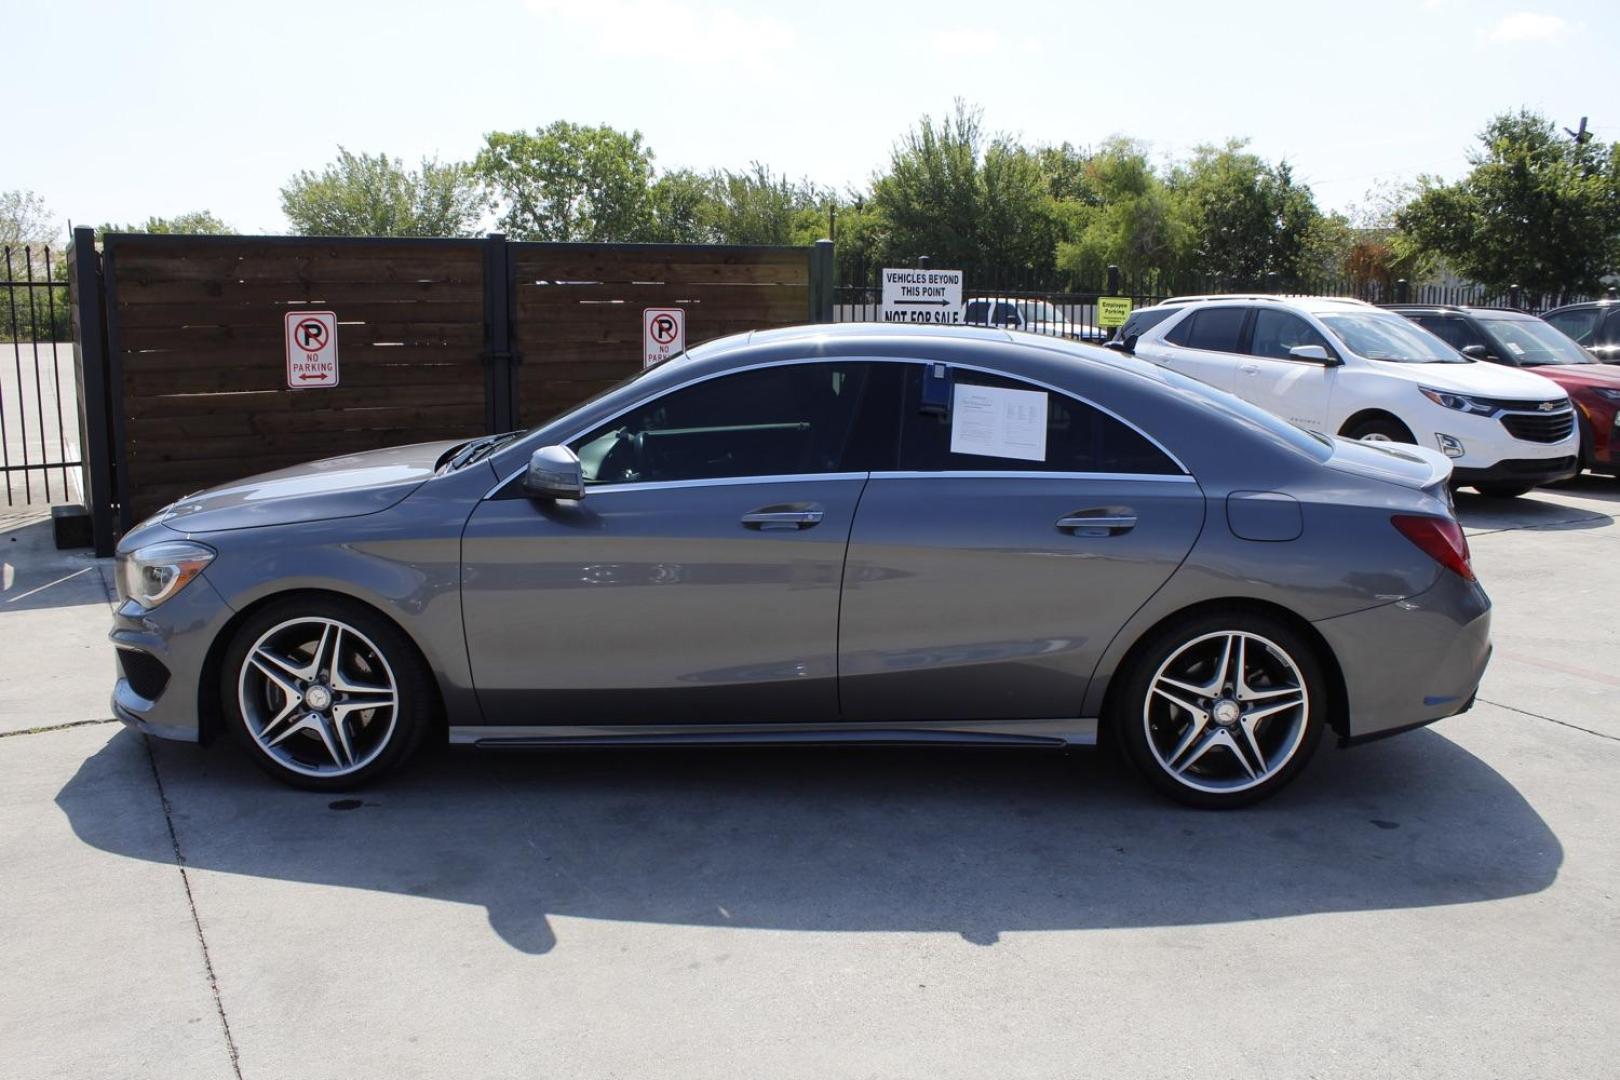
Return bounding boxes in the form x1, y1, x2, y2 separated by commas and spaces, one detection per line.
1478, 697, 1620, 743
143, 736, 244, 1080
0, 717, 120, 738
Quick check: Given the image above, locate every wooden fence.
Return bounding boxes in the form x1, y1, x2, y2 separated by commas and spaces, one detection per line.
73, 231, 830, 546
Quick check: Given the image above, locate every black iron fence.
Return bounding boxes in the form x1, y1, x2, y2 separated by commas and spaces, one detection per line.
834, 264, 1607, 337
2, 245, 80, 508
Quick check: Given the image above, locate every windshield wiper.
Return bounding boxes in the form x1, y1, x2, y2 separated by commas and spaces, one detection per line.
444, 432, 518, 471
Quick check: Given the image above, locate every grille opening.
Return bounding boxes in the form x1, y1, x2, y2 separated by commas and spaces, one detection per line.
116, 649, 171, 702
1500, 411, 1576, 444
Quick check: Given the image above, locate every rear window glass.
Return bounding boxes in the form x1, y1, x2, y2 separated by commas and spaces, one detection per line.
1167, 307, 1247, 352
1159, 368, 1333, 463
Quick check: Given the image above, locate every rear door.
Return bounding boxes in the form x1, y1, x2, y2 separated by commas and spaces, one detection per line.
1145, 306, 1248, 391
1235, 308, 1340, 430
838, 363, 1206, 722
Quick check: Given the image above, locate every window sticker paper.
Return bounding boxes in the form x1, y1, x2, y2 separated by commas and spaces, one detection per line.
950, 384, 1048, 462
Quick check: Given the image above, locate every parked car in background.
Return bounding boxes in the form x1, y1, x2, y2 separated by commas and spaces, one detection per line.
1105, 303, 1184, 354
1390, 304, 1620, 477
110, 323, 1490, 809
1542, 299, 1620, 363
964, 296, 1103, 341
1131, 295, 1579, 497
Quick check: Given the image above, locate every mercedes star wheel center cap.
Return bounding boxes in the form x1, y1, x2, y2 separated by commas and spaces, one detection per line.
1212, 699, 1241, 727
304, 685, 333, 711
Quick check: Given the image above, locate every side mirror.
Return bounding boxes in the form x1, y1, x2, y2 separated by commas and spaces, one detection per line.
523, 445, 585, 500
1288, 344, 1335, 364
1460, 344, 1492, 361
1103, 340, 1126, 352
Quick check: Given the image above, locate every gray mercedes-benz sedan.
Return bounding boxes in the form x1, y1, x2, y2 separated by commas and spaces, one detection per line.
109, 323, 1491, 807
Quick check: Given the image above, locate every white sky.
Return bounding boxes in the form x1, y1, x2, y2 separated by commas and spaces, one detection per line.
8, 0, 1615, 237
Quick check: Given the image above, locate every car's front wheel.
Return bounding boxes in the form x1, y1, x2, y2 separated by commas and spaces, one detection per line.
1114, 611, 1326, 808
221, 596, 433, 790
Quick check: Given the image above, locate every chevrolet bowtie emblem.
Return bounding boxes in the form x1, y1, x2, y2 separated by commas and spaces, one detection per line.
1540, 401, 1558, 411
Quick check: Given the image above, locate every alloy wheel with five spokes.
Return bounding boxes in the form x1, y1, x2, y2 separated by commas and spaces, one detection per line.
236, 615, 401, 780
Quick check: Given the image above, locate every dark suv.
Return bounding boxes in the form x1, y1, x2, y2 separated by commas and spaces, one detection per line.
1389, 303, 1620, 477
1542, 300, 1620, 363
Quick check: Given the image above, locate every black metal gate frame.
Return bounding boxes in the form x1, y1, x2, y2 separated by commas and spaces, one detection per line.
2, 244, 80, 506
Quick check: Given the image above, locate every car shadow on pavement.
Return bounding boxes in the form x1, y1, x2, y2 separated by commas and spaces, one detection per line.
1454, 491, 1613, 533
56, 726, 1562, 955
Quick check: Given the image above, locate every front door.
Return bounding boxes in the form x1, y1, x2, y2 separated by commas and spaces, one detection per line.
1236, 308, 1339, 431
838, 364, 1206, 721
460, 360, 888, 726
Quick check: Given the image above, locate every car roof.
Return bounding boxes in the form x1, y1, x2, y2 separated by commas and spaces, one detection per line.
1543, 299, 1620, 315
1386, 304, 1537, 320
1159, 293, 1376, 310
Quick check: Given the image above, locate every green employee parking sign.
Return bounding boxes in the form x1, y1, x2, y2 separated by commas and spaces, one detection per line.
1098, 296, 1133, 328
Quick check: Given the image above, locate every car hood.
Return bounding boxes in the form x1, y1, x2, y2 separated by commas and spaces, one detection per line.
1381, 358, 1567, 402
1323, 435, 1452, 494
1521, 364, 1620, 392
160, 439, 462, 534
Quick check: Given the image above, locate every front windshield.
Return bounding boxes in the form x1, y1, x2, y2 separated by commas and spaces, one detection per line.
1480, 317, 1597, 365
1319, 313, 1467, 363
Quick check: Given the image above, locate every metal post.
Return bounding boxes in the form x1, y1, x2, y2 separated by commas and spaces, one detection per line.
809, 239, 835, 324
481, 233, 516, 432
68, 227, 116, 555
1508, 284, 1522, 310
1106, 265, 1121, 296
1265, 271, 1280, 294
917, 255, 931, 271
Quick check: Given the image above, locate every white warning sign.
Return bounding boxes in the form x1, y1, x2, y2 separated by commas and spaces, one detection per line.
284, 311, 339, 389
880, 268, 964, 324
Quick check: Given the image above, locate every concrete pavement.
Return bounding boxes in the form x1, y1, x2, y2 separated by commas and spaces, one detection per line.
1, 485, 1617, 1079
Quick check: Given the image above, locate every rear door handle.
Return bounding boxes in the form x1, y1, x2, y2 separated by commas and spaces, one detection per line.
1057, 508, 1137, 536
741, 504, 824, 530
1240, 363, 1260, 375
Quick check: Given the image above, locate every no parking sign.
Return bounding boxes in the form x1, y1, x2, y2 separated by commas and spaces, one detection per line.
284, 311, 339, 388
643, 307, 685, 369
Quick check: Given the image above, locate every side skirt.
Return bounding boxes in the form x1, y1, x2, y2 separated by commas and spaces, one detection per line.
449, 717, 1099, 750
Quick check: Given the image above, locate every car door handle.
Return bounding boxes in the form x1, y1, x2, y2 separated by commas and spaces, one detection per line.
741, 505, 824, 530
1240, 363, 1260, 374
1056, 509, 1137, 535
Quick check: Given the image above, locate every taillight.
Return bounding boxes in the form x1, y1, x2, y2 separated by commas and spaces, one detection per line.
1391, 514, 1475, 581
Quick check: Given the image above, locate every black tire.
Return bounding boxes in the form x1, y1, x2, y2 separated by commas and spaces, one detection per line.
220, 594, 434, 791
1342, 416, 1416, 444
1473, 483, 1534, 499
1111, 609, 1327, 809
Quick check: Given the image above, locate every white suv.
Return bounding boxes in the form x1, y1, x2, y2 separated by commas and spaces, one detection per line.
1132, 296, 1580, 496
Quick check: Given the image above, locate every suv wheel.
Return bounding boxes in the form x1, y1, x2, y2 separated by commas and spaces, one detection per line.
1343, 416, 1416, 444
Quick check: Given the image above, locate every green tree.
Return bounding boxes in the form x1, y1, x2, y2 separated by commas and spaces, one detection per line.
872, 101, 1061, 279
1170, 140, 1326, 288
1397, 109, 1620, 296
1054, 138, 1193, 288
1, 190, 57, 248
280, 149, 481, 237
96, 210, 236, 237
475, 122, 656, 242
647, 168, 715, 244
705, 163, 821, 245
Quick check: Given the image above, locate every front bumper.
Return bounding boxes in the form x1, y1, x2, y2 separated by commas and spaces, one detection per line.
1313, 568, 1492, 743
1450, 455, 1578, 488
108, 573, 236, 743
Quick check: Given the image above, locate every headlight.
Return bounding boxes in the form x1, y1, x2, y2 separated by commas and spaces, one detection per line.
1592, 388, 1620, 404
1419, 386, 1497, 416
116, 541, 215, 610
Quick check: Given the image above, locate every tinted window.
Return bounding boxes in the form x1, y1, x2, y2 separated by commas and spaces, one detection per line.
1544, 309, 1601, 345
1411, 315, 1488, 354
1119, 307, 1178, 341
1604, 309, 1620, 345
1168, 307, 1248, 353
991, 302, 1019, 326
964, 300, 989, 325
571, 362, 873, 485
898, 367, 1180, 475
1249, 310, 1333, 360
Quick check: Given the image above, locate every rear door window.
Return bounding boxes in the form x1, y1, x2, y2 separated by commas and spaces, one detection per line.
1166, 307, 1249, 353
897, 367, 1181, 475
1412, 315, 1490, 356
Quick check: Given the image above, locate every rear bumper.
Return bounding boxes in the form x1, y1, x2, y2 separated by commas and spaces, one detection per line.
1312, 570, 1492, 742
1450, 456, 1578, 488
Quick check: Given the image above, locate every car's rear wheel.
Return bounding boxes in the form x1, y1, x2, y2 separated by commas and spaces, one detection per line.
1114, 611, 1326, 808
1474, 483, 1534, 499
1343, 416, 1416, 444
222, 596, 432, 790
